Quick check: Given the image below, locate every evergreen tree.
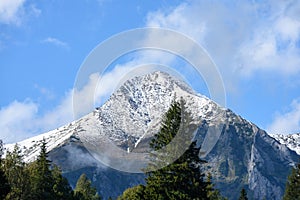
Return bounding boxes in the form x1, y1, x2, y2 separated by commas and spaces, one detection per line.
283, 163, 300, 200
206, 173, 227, 200
0, 164, 10, 200
1, 139, 77, 200
2, 144, 30, 199
149, 100, 181, 151
143, 99, 209, 200
118, 185, 145, 200
0, 140, 10, 199
238, 188, 248, 200
52, 165, 74, 200
74, 173, 101, 200
29, 139, 55, 200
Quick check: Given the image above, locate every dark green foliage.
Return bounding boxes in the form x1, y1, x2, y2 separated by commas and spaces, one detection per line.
0, 166, 10, 199
52, 165, 74, 200
29, 139, 76, 200
119, 99, 216, 199
1, 138, 104, 200
0, 140, 10, 199
206, 173, 227, 200
238, 188, 248, 200
144, 99, 209, 199
118, 99, 226, 200
1, 139, 75, 200
74, 173, 101, 200
149, 100, 182, 151
2, 144, 30, 199
144, 141, 208, 200
29, 139, 55, 199
283, 163, 300, 200
117, 185, 145, 200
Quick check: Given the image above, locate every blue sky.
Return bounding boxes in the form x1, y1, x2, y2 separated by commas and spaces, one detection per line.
1, 0, 300, 143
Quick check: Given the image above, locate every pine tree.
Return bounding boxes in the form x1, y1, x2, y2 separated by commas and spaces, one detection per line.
117, 185, 145, 200
283, 163, 300, 200
0, 140, 10, 199
29, 139, 55, 200
1, 139, 76, 200
206, 173, 227, 200
149, 100, 181, 151
2, 144, 30, 199
74, 173, 101, 200
238, 188, 248, 200
144, 99, 209, 200
0, 164, 10, 200
52, 165, 74, 200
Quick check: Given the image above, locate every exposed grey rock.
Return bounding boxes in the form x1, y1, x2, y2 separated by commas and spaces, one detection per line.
5, 71, 299, 200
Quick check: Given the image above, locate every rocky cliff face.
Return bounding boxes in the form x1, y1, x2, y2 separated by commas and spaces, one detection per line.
5, 71, 299, 200
195, 116, 298, 199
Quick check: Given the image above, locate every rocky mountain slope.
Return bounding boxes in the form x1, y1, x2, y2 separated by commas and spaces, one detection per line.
4, 71, 299, 200
270, 133, 300, 155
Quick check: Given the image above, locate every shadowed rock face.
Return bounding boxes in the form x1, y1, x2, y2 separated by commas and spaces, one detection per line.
7, 71, 300, 200
194, 113, 299, 200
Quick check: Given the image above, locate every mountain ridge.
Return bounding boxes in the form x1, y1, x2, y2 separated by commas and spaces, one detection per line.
3, 71, 300, 200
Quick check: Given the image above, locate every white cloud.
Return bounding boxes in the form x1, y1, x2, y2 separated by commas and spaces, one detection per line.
0, 100, 38, 143
238, 13, 300, 76
0, 92, 73, 144
0, 0, 25, 24
41, 37, 69, 49
0, 0, 40, 25
267, 99, 300, 134
0, 53, 186, 143
146, 3, 206, 42
37, 91, 73, 132
3, 0, 300, 143
73, 73, 100, 118
145, 0, 300, 78
0, 64, 142, 143
275, 16, 300, 41
73, 61, 138, 118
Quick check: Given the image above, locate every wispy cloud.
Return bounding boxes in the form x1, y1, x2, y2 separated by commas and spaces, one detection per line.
0, 91, 73, 143
34, 84, 55, 100
0, 0, 40, 25
267, 99, 300, 134
0, 0, 25, 24
146, 0, 300, 78
41, 37, 69, 49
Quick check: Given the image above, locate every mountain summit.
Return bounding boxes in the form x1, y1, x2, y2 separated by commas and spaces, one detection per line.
5, 71, 299, 200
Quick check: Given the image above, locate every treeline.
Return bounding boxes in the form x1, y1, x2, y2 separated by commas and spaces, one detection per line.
0, 139, 101, 200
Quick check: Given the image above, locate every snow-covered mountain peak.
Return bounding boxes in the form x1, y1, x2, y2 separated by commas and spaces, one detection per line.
88, 70, 222, 150
116, 70, 196, 95
3, 71, 300, 199
4, 70, 221, 162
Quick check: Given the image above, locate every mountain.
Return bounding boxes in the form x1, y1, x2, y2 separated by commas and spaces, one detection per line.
4, 71, 299, 200
270, 133, 300, 155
